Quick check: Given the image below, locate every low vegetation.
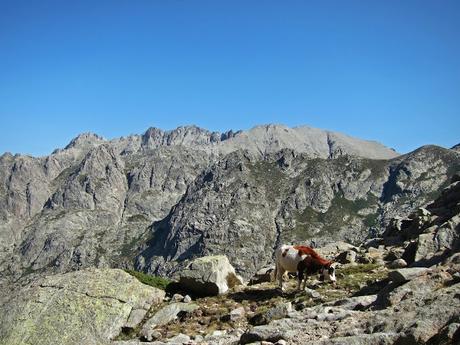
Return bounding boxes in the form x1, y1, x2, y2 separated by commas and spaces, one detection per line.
124, 269, 171, 290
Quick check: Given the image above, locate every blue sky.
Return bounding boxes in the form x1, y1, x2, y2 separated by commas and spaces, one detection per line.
0, 0, 459, 156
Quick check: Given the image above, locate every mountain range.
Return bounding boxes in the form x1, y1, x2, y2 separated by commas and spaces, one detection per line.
0, 124, 458, 287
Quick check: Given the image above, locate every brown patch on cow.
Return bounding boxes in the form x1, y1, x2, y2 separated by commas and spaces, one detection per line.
282, 248, 289, 257
293, 245, 332, 267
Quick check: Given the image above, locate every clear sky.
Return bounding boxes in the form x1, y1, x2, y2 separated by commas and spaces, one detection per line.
0, 0, 459, 157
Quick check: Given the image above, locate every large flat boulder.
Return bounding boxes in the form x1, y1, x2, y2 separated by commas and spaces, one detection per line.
177, 255, 244, 296
0, 268, 165, 345
388, 267, 430, 284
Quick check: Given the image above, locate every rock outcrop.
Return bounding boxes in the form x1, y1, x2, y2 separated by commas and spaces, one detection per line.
0, 268, 165, 345
176, 255, 244, 296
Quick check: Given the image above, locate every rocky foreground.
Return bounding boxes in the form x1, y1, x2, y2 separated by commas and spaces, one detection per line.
1, 177, 459, 345
1, 247, 459, 345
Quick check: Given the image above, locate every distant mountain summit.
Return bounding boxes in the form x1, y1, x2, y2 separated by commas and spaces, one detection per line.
59, 124, 399, 160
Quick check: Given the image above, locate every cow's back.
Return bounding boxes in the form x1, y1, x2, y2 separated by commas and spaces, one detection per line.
276, 245, 304, 272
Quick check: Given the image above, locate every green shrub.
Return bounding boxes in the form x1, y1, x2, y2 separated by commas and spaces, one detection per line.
125, 269, 171, 290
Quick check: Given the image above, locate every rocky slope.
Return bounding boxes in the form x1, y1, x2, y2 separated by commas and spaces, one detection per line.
137, 145, 460, 278
1, 175, 459, 345
0, 124, 458, 291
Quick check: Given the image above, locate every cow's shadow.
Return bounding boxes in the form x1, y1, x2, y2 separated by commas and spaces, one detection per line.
228, 287, 299, 303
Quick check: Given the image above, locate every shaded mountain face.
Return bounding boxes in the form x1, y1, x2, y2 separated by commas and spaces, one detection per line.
0, 124, 458, 285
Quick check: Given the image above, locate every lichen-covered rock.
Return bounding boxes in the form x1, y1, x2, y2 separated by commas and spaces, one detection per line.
177, 255, 244, 296
0, 268, 165, 345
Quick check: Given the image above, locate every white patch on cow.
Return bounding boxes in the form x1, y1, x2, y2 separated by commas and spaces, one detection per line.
274, 245, 305, 291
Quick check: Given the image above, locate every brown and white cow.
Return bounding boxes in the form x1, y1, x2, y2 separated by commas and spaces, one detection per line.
274, 244, 336, 291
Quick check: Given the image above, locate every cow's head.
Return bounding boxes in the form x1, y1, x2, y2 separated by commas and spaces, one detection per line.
320, 263, 337, 284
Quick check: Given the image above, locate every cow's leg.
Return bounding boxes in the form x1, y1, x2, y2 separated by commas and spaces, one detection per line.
297, 269, 304, 290
277, 264, 286, 290
301, 274, 307, 290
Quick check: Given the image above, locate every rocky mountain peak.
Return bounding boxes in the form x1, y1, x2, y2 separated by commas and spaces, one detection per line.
63, 132, 106, 150
141, 125, 225, 150
451, 143, 460, 152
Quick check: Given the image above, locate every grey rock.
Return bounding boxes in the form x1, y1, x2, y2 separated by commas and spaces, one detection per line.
140, 302, 199, 340
315, 242, 358, 257
162, 333, 191, 344
240, 325, 285, 344
388, 267, 430, 284
315, 332, 399, 345
384, 247, 405, 261
315, 308, 354, 322
251, 302, 292, 325
124, 308, 148, 329
415, 232, 439, 262
332, 295, 378, 310
366, 247, 385, 261
387, 258, 407, 269
336, 250, 357, 264
304, 288, 322, 299
249, 266, 275, 285
171, 293, 184, 302
177, 255, 244, 296
202, 328, 242, 344
427, 322, 460, 344
313, 333, 399, 345
229, 306, 246, 321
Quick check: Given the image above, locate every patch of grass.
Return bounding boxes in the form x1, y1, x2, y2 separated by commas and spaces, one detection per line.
340, 263, 380, 275
125, 269, 171, 290
363, 213, 378, 228
127, 214, 149, 223
334, 263, 387, 292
